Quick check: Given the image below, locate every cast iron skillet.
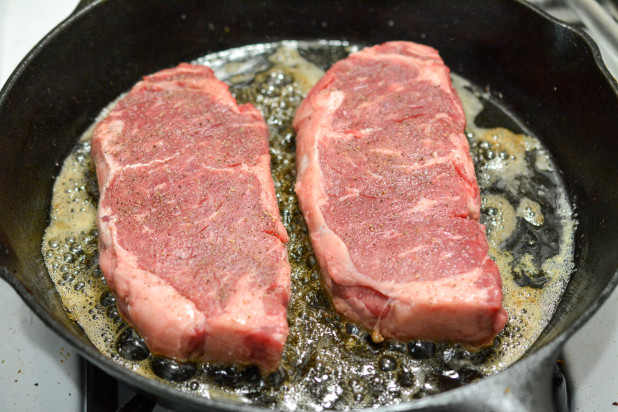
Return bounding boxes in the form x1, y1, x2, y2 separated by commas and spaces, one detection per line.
0, 0, 617, 410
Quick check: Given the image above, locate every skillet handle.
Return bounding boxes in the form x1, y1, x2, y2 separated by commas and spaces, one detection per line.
455, 350, 566, 412
486, 356, 568, 412
414, 348, 567, 412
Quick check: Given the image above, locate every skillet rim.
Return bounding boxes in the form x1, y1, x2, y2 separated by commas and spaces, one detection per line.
0, 0, 617, 410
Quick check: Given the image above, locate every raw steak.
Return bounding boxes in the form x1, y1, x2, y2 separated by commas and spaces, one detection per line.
293, 42, 507, 346
91, 63, 290, 371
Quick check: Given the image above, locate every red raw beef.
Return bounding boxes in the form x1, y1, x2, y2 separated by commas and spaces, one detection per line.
293, 42, 507, 346
91, 63, 290, 371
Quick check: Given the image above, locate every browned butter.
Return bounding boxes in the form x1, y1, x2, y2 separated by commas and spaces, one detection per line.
42, 41, 576, 410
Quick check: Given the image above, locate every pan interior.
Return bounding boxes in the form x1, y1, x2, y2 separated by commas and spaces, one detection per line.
41, 40, 576, 410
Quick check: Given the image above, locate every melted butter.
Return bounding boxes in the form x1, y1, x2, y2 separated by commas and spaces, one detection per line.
454, 74, 576, 371
517, 198, 544, 227
42, 132, 113, 353
43, 42, 576, 409
268, 43, 326, 91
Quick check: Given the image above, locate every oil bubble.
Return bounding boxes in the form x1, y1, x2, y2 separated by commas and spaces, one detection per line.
99, 291, 116, 307
48, 239, 61, 249
378, 356, 397, 372
408, 341, 436, 359
69, 243, 84, 255
150, 356, 196, 382
62, 272, 75, 282
116, 328, 150, 361
398, 370, 415, 387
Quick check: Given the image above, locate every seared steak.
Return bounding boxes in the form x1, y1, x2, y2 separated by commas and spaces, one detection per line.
91, 63, 290, 370
293, 42, 507, 346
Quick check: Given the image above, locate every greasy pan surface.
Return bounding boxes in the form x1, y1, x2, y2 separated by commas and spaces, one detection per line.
0, 0, 616, 411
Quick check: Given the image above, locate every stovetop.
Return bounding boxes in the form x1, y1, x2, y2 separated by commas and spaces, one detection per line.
1, 0, 616, 410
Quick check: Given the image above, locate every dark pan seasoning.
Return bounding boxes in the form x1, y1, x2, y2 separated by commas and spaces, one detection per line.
41, 41, 576, 410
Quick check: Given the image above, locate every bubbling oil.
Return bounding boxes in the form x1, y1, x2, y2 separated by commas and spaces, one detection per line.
42, 41, 576, 410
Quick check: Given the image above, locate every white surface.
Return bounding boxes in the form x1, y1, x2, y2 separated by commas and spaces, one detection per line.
0, 1, 82, 411
0, 1, 616, 411
0, 0, 76, 85
0, 284, 82, 411
564, 290, 618, 411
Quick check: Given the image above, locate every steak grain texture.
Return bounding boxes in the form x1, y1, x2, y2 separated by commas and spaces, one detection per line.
91, 63, 290, 371
293, 42, 507, 346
